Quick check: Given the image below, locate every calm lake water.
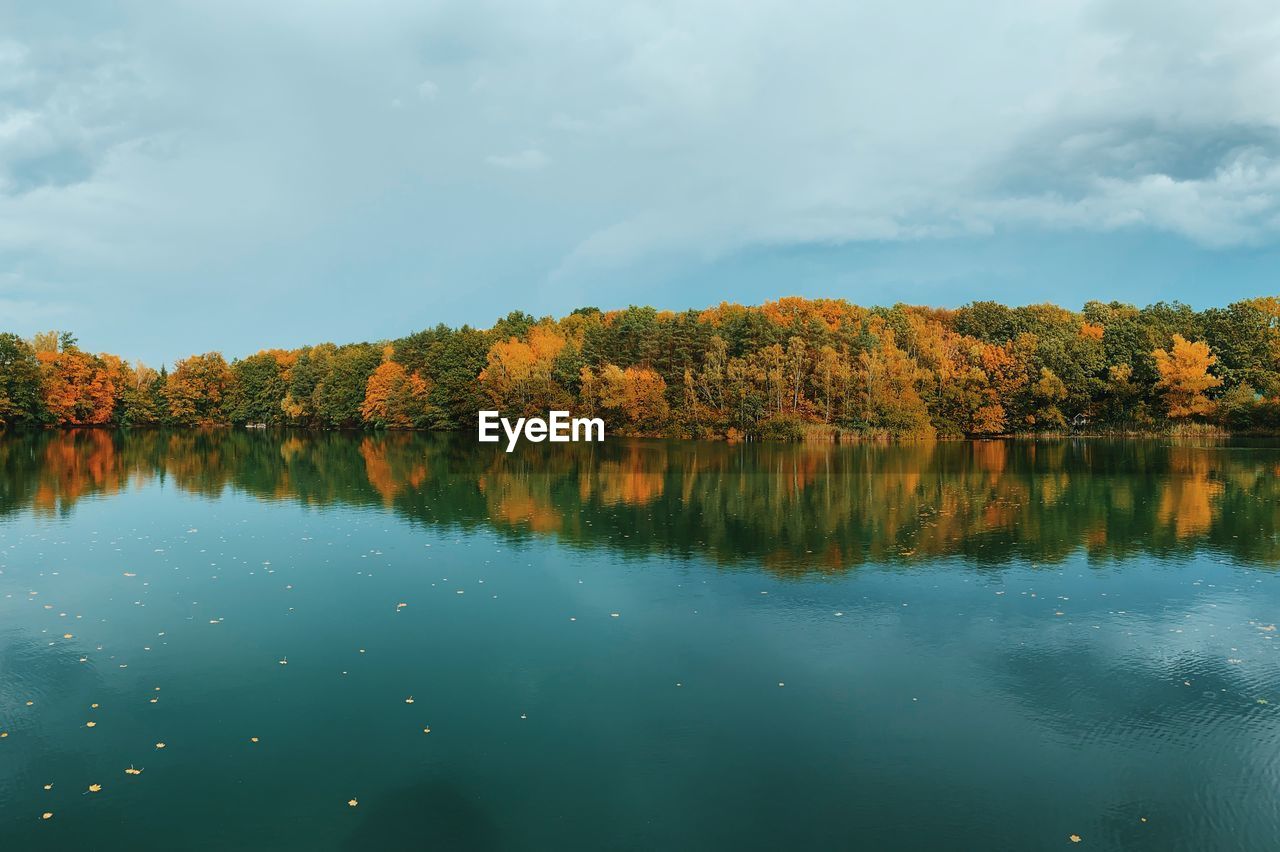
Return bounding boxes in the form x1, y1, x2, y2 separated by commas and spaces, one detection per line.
1, 430, 1278, 851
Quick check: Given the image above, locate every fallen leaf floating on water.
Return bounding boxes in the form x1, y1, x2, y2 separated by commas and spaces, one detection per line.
348, 798, 358, 808
422, 727, 431, 734
85, 721, 97, 728
87, 784, 102, 793
42, 812, 53, 820
124, 766, 142, 776
1070, 835, 1082, 843
63, 633, 73, 639
250, 737, 259, 743
405, 696, 415, 704
43, 784, 53, 790
155, 742, 166, 749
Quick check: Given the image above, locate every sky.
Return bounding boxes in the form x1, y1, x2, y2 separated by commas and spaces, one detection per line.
2, 0, 1280, 366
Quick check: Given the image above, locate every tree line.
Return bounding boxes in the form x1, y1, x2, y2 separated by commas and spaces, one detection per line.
2, 297, 1279, 437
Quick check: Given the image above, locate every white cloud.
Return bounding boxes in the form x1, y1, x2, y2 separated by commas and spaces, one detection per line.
2, 0, 1280, 357
7, 0, 1280, 267
485, 147, 548, 171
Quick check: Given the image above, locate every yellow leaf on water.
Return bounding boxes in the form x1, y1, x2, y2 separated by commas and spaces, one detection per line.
63, 633, 73, 639
348, 798, 358, 807
88, 784, 102, 793
155, 742, 166, 749
1070, 835, 1082, 843
250, 737, 259, 743
405, 697, 414, 704
43, 784, 52, 790
124, 766, 142, 776
85, 721, 97, 728
42, 812, 53, 820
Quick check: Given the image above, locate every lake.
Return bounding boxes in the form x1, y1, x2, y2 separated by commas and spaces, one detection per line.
1, 430, 1277, 851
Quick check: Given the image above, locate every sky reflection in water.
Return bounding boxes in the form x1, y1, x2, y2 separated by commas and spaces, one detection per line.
0, 431, 1277, 851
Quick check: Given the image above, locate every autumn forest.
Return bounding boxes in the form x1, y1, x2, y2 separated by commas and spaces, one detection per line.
2, 296, 1279, 438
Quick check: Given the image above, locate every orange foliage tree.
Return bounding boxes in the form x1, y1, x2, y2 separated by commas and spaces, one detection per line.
361, 349, 435, 428
166, 353, 235, 425
38, 348, 115, 425
1153, 335, 1222, 419
581, 364, 670, 434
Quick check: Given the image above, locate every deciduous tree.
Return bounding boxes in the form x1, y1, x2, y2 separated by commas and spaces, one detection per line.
1153, 335, 1222, 419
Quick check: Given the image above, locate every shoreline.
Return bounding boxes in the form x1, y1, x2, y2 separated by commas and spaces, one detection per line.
4, 424, 1275, 441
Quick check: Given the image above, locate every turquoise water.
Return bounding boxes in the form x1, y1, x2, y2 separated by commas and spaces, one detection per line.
1, 431, 1278, 850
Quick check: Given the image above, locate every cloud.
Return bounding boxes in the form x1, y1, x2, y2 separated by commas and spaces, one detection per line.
485, 147, 548, 171
2, 0, 1280, 360
6, 0, 1280, 266
974, 147, 1280, 248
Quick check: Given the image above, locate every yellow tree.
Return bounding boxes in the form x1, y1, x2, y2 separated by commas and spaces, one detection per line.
852, 328, 934, 436
584, 364, 669, 433
478, 327, 568, 416
1028, 367, 1068, 429
811, 345, 851, 423
622, 366, 669, 432
1153, 335, 1222, 419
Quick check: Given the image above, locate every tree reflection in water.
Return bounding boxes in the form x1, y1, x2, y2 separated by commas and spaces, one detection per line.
2, 429, 1277, 571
